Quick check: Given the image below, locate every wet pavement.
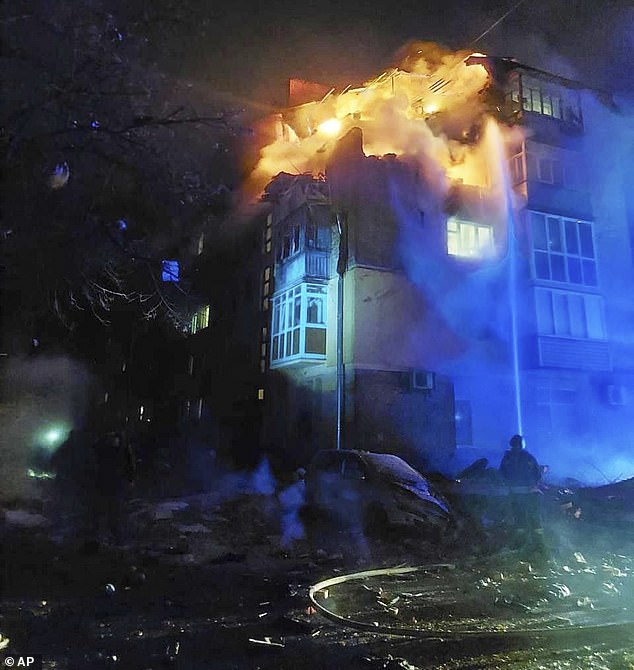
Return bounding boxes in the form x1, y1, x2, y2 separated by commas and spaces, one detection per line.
2, 485, 634, 669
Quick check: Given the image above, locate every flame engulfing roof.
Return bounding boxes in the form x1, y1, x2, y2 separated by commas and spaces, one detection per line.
249, 42, 504, 196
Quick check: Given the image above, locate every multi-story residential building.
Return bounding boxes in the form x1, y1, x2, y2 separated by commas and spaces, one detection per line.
260, 151, 457, 470
462, 57, 634, 478
253, 57, 633, 477
183, 55, 633, 479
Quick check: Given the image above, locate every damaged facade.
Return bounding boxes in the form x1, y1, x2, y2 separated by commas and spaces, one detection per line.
261, 153, 456, 470
184, 53, 634, 475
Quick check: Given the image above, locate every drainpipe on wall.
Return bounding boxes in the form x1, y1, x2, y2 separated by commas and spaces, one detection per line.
335, 212, 348, 450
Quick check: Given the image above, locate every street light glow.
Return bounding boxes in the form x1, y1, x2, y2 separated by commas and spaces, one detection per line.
45, 428, 62, 445
37, 423, 69, 451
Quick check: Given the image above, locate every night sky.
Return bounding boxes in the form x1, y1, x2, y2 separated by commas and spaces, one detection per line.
153, 0, 633, 107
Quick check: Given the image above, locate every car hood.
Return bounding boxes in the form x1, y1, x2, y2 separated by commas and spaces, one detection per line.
391, 481, 451, 514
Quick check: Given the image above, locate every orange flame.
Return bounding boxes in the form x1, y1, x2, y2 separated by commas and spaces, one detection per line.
250, 43, 518, 195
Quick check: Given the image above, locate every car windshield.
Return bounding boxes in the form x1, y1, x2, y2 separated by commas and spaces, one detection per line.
363, 453, 425, 485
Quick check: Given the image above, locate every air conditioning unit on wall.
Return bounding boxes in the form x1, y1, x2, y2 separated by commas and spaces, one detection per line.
411, 369, 435, 391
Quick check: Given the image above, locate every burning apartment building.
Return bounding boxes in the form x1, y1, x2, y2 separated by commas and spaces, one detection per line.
187, 44, 634, 479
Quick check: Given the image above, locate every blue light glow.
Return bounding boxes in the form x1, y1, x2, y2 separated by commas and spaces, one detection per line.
162, 260, 180, 282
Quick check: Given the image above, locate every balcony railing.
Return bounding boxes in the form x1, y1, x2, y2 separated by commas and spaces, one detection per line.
537, 336, 611, 371
276, 250, 330, 287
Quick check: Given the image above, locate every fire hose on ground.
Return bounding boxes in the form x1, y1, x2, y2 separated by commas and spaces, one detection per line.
308, 564, 634, 642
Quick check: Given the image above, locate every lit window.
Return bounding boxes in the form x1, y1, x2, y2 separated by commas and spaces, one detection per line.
270, 283, 327, 366
447, 218, 494, 258
162, 260, 180, 282
257, 388, 265, 401
530, 212, 597, 287
262, 266, 272, 300
523, 85, 563, 120
190, 305, 210, 334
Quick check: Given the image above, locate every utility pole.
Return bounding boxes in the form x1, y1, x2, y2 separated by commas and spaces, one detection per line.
335, 212, 348, 450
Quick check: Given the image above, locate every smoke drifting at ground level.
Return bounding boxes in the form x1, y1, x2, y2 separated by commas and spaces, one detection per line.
0, 356, 93, 500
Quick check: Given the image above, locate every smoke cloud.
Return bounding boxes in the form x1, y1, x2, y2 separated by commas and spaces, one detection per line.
0, 356, 94, 500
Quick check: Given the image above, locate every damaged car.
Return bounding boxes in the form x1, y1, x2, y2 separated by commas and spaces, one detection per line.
303, 449, 453, 536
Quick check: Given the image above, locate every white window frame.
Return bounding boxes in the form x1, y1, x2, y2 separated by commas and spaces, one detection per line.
270, 283, 327, 365
529, 211, 598, 287
535, 287, 606, 340
447, 217, 494, 259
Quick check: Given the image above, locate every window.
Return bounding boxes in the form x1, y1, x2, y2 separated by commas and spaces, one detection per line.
259, 326, 268, 373
535, 288, 606, 340
521, 143, 585, 191
271, 283, 327, 365
262, 266, 272, 298
525, 153, 564, 186
190, 305, 210, 334
307, 221, 317, 248
306, 219, 330, 250
260, 265, 272, 311
447, 217, 494, 258
530, 212, 597, 286
162, 260, 180, 282
277, 222, 301, 261
522, 85, 563, 119
263, 214, 272, 254
510, 153, 525, 184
